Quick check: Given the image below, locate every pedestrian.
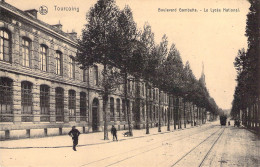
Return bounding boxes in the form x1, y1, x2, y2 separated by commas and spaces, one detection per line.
111, 125, 118, 141
68, 126, 81, 151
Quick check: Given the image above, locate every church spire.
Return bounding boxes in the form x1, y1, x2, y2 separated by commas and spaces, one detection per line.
199, 62, 206, 86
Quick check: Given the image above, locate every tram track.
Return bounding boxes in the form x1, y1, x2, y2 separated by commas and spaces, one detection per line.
170, 127, 226, 167
80, 125, 220, 167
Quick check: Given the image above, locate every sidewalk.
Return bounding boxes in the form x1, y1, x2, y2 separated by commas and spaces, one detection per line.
0, 123, 197, 149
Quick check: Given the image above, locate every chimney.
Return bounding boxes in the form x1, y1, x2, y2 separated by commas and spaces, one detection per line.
52, 24, 63, 30
52, 21, 62, 30
67, 32, 77, 40
24, 9, 38, 19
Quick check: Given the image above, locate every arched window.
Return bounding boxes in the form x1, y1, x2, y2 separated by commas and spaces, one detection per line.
22, 38, 31, 67
0, 77, 13, 122
55, 51, 62, 75
0, 29, 11, 63
40, 85, 50, 122
69, 56, 75, 79
39, 45, 48, 71
21, 81, 33, 122
55, 87, 64, 122
68, 89, 76, 121
80, 92, 87, 121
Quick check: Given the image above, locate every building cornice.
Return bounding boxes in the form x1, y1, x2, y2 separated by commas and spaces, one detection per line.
0, 3, 78, 47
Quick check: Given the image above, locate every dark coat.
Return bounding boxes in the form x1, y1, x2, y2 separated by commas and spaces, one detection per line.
111, 127, 117, 135
68, 129, 80, 139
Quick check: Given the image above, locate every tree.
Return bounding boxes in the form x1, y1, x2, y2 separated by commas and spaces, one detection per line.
76, 0, 120, 140
139, 23, 156, 134
112, 5, 140, 136
152, 35, 168, 132
161, 43, 184, 129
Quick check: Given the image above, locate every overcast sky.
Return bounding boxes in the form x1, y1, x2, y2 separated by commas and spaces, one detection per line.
6, 0, 250, 110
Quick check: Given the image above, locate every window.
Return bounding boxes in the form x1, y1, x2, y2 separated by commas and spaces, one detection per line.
68, 90, 76, 121
55, 51, 62, 75
116, 99, 120, 119
82, 69, 86, 82
69, 56, 75, 79
128, 80, 130, 93
39, 45, 48, 71
0, 29, 11, 63
21, 81, 33, 122
80, 92, 87, 121
55, 87, 64, 122
0, 77, 13, 122
22, 38, 31, 67
93, 65, 98, 86
40, 85, 50, 122
153, 89, 155, 100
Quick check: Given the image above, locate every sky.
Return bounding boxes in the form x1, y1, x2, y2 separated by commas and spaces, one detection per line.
5, 0, 250, 110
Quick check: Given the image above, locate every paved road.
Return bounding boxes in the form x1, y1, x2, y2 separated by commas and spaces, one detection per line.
0, 122, 259, 167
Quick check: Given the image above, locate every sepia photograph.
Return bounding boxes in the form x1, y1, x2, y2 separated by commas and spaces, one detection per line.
0, 0, 259, 166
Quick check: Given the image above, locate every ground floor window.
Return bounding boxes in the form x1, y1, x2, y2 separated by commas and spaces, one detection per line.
55, 87, 64, 122
80, 92, 87, 121
40, 85, 50, 122
69, 90, 76, 121
0, 77, 13, 122
21, 81, 33, 122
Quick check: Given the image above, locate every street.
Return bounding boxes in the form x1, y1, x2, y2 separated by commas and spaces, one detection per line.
0, 122, 259, 167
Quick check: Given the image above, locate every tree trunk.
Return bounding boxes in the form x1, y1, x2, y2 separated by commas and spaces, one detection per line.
179, 98, 182, 129
183, 101, 186, 128
124, 71, 133, 136
103, 63, 109, 140
174, 97, 177, 130
146, 84, 150, 134
190, 103, 193, 126
167, 98, 170, 131
158, 91, 161, 132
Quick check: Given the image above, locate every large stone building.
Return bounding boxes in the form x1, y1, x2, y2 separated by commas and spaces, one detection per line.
0, 0, 209, 140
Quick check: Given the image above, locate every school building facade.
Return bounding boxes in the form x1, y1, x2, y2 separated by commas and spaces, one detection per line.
0, 0, 206, 140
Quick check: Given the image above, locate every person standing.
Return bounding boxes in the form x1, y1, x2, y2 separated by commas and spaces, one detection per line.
111, 125, 118, 141
68, 126, 81, 151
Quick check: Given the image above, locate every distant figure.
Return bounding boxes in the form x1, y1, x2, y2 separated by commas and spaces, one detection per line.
68, 126, 81, 151
111, 125, 118, 141
228, 121, 230, 126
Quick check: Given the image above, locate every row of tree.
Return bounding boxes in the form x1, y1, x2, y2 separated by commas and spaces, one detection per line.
231, 0, 260, 129
76, 0, 219, 140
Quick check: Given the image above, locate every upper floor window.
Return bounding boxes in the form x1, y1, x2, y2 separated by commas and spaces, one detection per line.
69, 56, 75, 79
55, 51, 62, 75
39, 45, 48, 71
22, 38, 31, 67
93, 65, 98, 86
0, 29, 11, 63
82, 69, 86, 82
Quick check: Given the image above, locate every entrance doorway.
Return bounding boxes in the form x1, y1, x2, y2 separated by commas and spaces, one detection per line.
92, 98, 99, 132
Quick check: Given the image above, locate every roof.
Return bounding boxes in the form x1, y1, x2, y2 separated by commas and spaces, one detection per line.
0, 1, 77, 45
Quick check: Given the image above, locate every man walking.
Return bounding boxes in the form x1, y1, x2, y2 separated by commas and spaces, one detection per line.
68, 126, 81, 151
111, 125, 118, 141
